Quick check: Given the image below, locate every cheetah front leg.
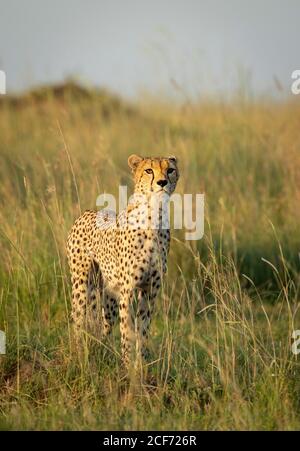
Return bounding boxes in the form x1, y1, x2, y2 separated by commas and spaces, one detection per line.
136, 286, 159, 361
119, 286, 159, 367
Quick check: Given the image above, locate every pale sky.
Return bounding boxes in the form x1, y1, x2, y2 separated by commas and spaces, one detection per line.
0, 0, 299, 99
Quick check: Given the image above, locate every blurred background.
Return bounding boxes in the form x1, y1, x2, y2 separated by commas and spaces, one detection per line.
1, 0, 300, 100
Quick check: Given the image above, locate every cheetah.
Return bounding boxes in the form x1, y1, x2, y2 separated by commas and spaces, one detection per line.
67, 154, 179, 366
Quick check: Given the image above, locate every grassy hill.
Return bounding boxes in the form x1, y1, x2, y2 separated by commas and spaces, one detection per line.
0, 82, 300, 430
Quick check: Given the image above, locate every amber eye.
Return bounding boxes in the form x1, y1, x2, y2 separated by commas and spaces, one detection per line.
145, 168, 153, 174
167, 168, 175, 175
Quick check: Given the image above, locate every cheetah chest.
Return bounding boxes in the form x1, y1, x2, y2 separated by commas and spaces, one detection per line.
124, 231, 169, 288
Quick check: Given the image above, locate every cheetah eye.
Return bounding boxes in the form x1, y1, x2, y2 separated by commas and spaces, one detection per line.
167, 168, 175, 175
145, 168, 153, 174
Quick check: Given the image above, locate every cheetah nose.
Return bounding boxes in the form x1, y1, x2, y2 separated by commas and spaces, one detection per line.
157, 179, 168, 188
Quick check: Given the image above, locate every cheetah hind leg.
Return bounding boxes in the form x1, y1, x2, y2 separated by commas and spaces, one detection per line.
100, 287, 118, 339
87, 261, 118, 340
70, 259, 102, 347
80, 260, 101, 340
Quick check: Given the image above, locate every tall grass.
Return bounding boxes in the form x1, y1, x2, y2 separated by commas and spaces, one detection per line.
0, 83, 300, 430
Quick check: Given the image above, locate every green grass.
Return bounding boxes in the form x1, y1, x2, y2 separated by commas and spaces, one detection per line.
0, 82, 300, 430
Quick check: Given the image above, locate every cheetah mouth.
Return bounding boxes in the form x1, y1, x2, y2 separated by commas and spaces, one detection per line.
154, 188, 170, 195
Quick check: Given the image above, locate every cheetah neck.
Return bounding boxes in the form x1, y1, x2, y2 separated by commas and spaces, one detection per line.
125, 190, 171, 232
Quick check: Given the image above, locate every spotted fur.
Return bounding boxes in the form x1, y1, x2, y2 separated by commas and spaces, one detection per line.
67, 155, 179, 366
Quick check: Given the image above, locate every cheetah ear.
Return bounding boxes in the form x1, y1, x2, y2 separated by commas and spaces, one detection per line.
168, 155, 177, 164
128, 154, 143, 171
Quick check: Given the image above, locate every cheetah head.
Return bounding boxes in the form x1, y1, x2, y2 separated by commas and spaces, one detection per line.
128, 155, 179, 196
